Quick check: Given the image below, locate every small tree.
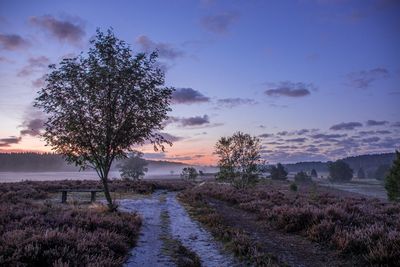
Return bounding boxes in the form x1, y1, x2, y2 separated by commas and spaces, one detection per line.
181, 167, 198, 181
328, 160, 353, 182
357, 167, 366, 179
215, 132, 262, 188
385, 151, 400, 201
35, 29, 173, 210
294, 171, 312, 183
270, 163, 288, 180
374, 164, 391, 180
311, 169, 318, 178
118, 151, 148, 181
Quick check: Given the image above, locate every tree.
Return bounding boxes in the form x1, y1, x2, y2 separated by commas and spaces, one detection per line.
118, 151, 148, 181
385, 151, 400, 201
294, 171, 312, 183
35, 29, 173, 210
181, 167, 198, 181
328, 160, 353, 182
374, 164, 391, 180
357, 167, 366, 179
270, 163, 288, 180
215, 132, 262, 188
311, 169, 318, 178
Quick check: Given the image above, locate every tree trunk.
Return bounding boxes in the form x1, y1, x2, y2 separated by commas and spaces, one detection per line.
101, 171, 115, 211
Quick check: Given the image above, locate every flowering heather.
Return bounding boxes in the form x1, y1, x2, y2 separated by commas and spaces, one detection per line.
0, 181, 142, 266
183, 182, 400, 265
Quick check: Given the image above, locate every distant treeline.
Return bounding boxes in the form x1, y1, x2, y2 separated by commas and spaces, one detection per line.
284, 152, 396, 177
0, 152, 190, 173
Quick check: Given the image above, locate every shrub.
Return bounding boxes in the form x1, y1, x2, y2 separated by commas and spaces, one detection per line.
311, 169, 318, 178
270, 163, 288, 180
289, 182, 298, 192
181, 167, 198, 181
294, 171, 312, 183
385, 151, 400, 201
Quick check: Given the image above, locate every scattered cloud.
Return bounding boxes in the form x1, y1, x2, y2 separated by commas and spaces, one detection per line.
17, 56, 50, 77
0, 136, 21, 147
200, 12, 239, 34
158, 132, 184, 142
136, 35, 184, 60
311, 133, 347, 140
392, 122, 400, 128
19, 110, 46, 136
346, 68, 389, 89
30, 15, 85, 44
0, 34, 30, 50
171, 88, 210, 104
264, 81, 314, 97
32, 75, 47, 88
180, 115, 210, 127
330, 122, 363, 131
286, 137, 307, 143
259, 133, 274, 138
366, 119, 388, 126
216, 98, 258, 108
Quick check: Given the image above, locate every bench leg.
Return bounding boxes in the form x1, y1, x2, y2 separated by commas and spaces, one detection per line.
91, 192, 96, 203
61, 191, 67, 203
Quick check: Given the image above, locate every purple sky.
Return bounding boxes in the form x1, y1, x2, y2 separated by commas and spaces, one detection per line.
0, 0, 399, 164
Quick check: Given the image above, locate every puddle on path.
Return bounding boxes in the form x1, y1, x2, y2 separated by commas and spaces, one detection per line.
119, 190, 241, 267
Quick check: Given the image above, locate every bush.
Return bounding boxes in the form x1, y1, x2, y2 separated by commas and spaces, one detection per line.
328, 160, 353, 182
294, 171, 312, 183
385, 151, 400, 201
270, 163, 288, 180
289, 182, 298, 192
311, 169, 318, 178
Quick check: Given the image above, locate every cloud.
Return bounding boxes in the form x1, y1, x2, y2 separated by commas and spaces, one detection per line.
264, 81, 314, 97
18, 56, 50, 77
200, 12, 239, 34
361, 137, 380, 143
30, 15, 85, 44
136, 35, 184, 60
171, 88, 210, 104
0, 136, 21, 147
158, 132, 184, 142
366, 119, 388, 126
311, 133, 347, 140
216, 98, 258, 108
330, 122, 363, 131
393, 122, 400, 128
259, 133, 274, 138
180, 115, 210, 127
286, 137, 307, 143
0, 34, 30, 50
32, 75, 46, 88
346, 68, 389, 89
19, 109, 46, 137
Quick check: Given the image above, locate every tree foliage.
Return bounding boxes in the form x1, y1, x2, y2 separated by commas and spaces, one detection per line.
35, 29, 173, 210
357, 167, 366, 179
385, 151, 400, 202
118, 151, 148, 181
374, 164, 391, 180
328, 160, 353, 182
181, 167, 198, 181
215, 132, 262, 188
270, 163, 288, 180
311, 169, 318, 178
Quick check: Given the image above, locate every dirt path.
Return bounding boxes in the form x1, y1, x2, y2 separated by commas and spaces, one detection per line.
206, 197, 356, 267
119, 191, 240, 267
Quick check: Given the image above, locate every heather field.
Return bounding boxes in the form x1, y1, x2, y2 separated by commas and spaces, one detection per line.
179, 181, 400, 266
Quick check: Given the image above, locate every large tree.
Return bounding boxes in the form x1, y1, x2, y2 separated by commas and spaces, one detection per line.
35, 29, 173, 210
215, 132, 262, 188
270, 163, 288, 180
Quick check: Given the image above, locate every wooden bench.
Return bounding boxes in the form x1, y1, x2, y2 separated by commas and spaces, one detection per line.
58, 189, 103, 203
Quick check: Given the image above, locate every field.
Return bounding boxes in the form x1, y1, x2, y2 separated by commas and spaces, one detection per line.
1, 178, 399, 267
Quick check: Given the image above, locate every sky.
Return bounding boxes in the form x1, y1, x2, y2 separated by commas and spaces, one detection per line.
0, 0, 399, 165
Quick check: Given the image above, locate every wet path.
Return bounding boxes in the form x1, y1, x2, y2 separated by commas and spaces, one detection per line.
119, 190, 240, 267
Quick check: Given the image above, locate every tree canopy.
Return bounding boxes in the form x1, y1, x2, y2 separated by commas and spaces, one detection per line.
270, 163, 288, 180
35, 29, 173, 209
328, 160, 353, 182
215, 132, 262, 188
118, 151, 148, 181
